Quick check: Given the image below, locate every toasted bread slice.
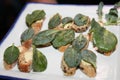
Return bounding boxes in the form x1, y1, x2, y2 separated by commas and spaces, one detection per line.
72, 17, 90, 33
3, 61, 17, 70
80, 60, 96, 77
18, 48, 33, 72
61, 57, 76, 76
31, 19, 44, 34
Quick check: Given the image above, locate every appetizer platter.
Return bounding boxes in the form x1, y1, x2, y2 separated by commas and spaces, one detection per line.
0, 2, 120, 80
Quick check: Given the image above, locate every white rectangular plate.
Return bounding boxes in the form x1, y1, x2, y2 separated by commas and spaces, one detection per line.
0, 3, 120, 80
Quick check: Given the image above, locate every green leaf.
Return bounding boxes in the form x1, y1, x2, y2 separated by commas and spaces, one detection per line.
72, 34, 88, 51
32, 29, 59, 46
114, 1, 120, 8
21, 28, 34, 42
97, 1, 104, 21
52, 29, 75, 48
48, 13, 61, 29
62, 17, 73, 25
90, 19, 118, 53
105, 8, 118, 25
26, 10, 46, 27
89, 18, 102, 33
4, 44, 19, 64
80, 49, 97, 68
74, 13, 88, 26
64, 47, 81, 68
92, 28, 118, 53
32, 46, 47, 72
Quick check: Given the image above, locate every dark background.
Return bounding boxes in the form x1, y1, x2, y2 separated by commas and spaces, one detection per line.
58, 0, 119, 4
0, 0, 119, 43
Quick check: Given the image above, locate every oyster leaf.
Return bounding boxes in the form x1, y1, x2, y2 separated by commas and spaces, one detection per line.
105, 8, 118, 25
32, 29, 59, 46
80, 49, 96, 68
92, 28, 117, 53
114, 1, 120, 8
21, 28, 34, 42
72, 34, 88, 51
48, 13, 61, 29
89, 18, 102, 33
26, 10, 46, 27
32, 46, 47, 72
90, 19, 118, 53
52, 29, 75, 48
74, 13, 88, 26
62, 17, 73, 25
97, 1, 104, 21
64, 47, 81, 68
4, 44, 19, 64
